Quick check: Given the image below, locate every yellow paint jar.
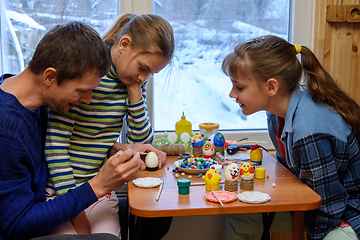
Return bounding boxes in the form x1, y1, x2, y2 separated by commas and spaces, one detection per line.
255, 165, 266, 179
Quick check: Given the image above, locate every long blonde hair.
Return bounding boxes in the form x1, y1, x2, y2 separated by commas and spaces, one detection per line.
103, 13, 175, 60
222, 35, 360, 142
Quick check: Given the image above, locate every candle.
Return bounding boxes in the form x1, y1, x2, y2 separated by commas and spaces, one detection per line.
255, 165, 266, 179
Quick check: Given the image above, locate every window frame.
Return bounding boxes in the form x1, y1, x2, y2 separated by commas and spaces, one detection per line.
120, 0, 314, 150
1, 0, 314, 150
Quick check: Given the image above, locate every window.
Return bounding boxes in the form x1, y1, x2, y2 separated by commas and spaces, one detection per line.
129, 0, 314, 149
152, 0, 290, 133
1, 0, 119, 74
1, 0, 313, 149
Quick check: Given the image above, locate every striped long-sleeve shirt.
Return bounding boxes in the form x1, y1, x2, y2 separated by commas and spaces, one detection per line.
45, 74, 154, 195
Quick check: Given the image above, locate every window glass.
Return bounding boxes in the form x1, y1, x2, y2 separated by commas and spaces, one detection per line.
153, 0, 290, 132
1, 0, 118, 74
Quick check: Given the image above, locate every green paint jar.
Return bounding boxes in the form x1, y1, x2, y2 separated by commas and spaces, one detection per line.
177, 179, 191, 195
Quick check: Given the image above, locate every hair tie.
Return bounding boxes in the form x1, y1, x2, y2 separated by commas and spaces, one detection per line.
294, 44, 301, 54
130, 14, 136, 20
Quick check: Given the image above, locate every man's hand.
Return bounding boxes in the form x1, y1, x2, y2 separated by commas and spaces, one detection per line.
126, 144, 166, 170
108, 143, 166, 170
89, 148, 139, 199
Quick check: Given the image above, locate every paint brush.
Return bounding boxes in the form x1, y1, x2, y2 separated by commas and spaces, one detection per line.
210, 187, 224, 207
156, 181, 164, 201
190, 180, 225, 186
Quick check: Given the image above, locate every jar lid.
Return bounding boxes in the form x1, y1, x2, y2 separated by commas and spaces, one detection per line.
177, 178, 191, 187
199, 123, 219, 129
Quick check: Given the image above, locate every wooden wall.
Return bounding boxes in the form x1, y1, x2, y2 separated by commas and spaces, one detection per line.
313, 0, 360, 103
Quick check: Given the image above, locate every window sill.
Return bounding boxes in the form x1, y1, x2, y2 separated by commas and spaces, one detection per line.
154, 129, 275, 151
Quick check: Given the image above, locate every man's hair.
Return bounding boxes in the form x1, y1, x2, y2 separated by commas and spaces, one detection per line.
28, 21, 110, 85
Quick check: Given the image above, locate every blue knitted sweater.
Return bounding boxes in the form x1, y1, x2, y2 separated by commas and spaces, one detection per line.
0, 75, 97, 240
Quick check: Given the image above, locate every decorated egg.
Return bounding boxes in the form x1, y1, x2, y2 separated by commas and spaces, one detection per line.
202, 167, 222, 191
208, 134, 215, 143
240, 162, 254, 180
250, 144, 263, 165
213, 132, 225, 147
203, 141, 215, 158
145, 152, 158, 171
225, 163, 240, 181
191, 132, 204, 148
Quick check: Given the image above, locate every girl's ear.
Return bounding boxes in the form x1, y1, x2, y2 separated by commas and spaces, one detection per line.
118, 36, 132, 53
43, 67, 57, 87
266, 78, 278, 97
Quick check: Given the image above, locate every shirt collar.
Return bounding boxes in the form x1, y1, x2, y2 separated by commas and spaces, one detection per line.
283, 85, 302, 135
106, 45, 119, 80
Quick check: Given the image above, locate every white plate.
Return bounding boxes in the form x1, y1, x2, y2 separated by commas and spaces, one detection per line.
238, 191, 271, 203
132, 177, 163, 188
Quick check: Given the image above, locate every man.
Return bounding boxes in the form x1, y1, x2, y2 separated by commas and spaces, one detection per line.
0, 21, 140, 240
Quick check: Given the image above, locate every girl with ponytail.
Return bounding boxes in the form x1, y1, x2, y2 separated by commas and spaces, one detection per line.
222, 35, 360, 240
45, 13, 174, 238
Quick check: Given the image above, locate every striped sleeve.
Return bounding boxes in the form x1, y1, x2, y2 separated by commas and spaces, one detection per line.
126, 82, 154, 144
45, 108, 77, 195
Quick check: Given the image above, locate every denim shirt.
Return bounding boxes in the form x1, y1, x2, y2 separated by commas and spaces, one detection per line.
267, 86, 360, 240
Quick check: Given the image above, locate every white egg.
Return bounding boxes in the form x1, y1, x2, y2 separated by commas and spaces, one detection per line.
145, 152, 158, 168
168, 133, 177, 144
181, 132, 191, 143
225, 163, 240, 181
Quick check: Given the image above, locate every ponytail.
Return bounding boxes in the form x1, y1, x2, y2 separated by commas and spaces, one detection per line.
102, 13, 132, 46
102, 13, 174, 60
301, 46, 360, 143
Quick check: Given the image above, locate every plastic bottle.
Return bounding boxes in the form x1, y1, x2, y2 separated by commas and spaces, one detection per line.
175, 112, 192, 135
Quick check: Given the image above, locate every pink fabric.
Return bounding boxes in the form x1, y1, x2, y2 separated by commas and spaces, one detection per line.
47, 189, 120, 238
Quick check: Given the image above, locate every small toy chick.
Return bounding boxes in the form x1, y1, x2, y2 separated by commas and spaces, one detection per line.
202, 166, 222, 191
240, 162, 255, 180
250, 144, 263, 165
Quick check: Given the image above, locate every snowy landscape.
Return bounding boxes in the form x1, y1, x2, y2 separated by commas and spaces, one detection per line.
2, 0, 290, 132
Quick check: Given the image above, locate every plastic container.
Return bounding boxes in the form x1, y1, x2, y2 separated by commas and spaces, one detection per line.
255, 165, 266, 179
175, 112, 192, 135
199, 123, 219, 137
177, 179, 191, 195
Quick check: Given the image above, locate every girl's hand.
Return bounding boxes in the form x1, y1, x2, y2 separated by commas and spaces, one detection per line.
126, 81, 143, 105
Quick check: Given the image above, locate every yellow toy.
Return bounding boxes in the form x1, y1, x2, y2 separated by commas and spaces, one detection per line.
250, 144, 263, 165
240, 162, 255, 180
202, 166, 222, 191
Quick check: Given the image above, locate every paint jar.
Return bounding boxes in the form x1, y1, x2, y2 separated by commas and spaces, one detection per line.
199, 123, 219, 138
177, 179, 191, 195
179, 153, 192, 159
255, 165, 266, 179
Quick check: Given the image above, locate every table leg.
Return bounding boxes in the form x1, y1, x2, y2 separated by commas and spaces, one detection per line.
129, 214, 141, 240
260, 212, 276, 240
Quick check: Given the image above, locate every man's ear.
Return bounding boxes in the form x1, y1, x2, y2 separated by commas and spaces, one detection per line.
266, 78, 278, 97
118, 36, 132, 54
43, 67, 57, 87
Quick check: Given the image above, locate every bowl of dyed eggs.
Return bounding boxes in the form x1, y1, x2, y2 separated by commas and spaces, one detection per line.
174, 157, 218, 175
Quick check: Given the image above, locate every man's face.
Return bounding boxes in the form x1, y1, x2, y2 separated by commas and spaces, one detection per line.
48, 70, 101, 114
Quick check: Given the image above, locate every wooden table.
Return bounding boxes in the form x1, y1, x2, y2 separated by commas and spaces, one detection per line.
127, 150, 322, 239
